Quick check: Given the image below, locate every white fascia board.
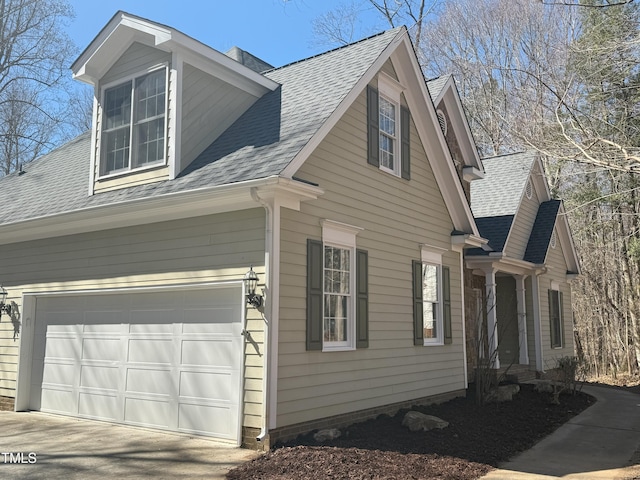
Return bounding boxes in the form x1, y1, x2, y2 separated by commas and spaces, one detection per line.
557, 203, 581, 275
72, 12, 279, 96
451, 233, 488, 249
0, 177, 322, 246
466, 254, 542, 276
167, 30, 279, 93
392, 36, 480, 237
463, 166, 484, 181
446, 87, 483, 172
280, 29, 406, 179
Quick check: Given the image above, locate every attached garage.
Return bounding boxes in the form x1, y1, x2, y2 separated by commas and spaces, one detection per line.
16, 285, 244, 443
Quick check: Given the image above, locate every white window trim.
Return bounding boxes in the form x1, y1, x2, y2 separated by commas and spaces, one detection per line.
550, 283, 563, 349
421, 246, 445, 346
378, 73, 404, 178
321, 220, 362, 352
97, 64, 169, 180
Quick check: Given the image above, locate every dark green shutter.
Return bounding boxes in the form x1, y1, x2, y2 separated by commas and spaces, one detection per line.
367, 85, 379, 167
412, 260, 423, 345
401, 105, 411, 180
443, 266, 452, 345
559, 291, 564, 347
306, 239, 323, 351
356, 249, 369, 348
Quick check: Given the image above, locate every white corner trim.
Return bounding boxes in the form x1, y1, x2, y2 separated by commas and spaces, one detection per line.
321, 219, 363, 247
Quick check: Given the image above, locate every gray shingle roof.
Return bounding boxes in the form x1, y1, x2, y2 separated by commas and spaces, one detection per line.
426, 75, 450, 102
471, 151, 535, 218
524, 200, 560, 264
0, 27, 403, 226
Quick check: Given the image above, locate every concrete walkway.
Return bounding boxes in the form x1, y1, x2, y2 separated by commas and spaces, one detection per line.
0, 411, 260, 479
482, 385, 640, 480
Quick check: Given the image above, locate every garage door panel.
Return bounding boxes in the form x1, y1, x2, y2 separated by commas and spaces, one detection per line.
179, 403, 236, 437
83, 321, 122, 333
127, 339, 174, 364
41, 388, 77, 415
31, 286, 243, 442
125, 397, 171, 428
179, 370, 236, 401
126, 368, 173, 395
79, 391, 118, 421
183, 307, 235, 327
81, 365, 119, 390
130, 323, 174, 334
43, 362, 76, 387
45, 337, 80, 361
181, 339, 235, 367
82, 338, 121, 362
130, 309, 178, 324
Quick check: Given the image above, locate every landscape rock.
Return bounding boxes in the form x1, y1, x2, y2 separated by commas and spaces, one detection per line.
313, 428, 341, 442
485, 384, 521, 402
402, 411, 449, 432
531, 380, 555, 393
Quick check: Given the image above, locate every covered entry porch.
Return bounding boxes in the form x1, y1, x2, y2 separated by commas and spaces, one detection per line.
465, 256, 545, 378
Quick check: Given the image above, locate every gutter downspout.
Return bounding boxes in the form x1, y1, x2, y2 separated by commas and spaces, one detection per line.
252, 188, 279, 444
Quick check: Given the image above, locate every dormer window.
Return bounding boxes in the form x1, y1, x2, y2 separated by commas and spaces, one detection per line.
101, 67, 167, 176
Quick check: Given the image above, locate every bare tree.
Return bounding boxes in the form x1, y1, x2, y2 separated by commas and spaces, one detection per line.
0, 0, 77, 175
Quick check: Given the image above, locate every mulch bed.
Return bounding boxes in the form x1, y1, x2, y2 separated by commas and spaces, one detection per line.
227, 383, 595, 480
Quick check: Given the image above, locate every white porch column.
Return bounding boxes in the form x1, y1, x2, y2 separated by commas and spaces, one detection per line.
515, 275, 529, 365
485, 268, 500, 369
531, 272, 544, 371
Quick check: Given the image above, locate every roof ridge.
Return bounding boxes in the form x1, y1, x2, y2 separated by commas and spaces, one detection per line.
264, 26, 405, 73
480, 150, 532, 161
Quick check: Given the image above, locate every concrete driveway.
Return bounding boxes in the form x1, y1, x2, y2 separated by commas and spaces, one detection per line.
0, 411, 260, 479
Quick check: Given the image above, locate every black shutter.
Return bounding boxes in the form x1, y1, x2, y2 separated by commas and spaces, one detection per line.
412, 260, 423, 345
401, 105, 411, 180
306, 239, 323, 351
443, 266, 452, 344
367, 85, 379, 167
356, 249, 369, 348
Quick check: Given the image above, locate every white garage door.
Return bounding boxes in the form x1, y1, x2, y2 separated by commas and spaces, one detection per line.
29, 287, 243, 442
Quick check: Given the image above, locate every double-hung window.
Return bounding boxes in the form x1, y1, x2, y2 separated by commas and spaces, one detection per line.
101, 68, 167, 176
421, 263, 440, 341
549, 288, 564, 348
367, 74, 410, 179
379, 95, 397, 173
306, 220, 368, 352
412, 247, 452, 346
323, 244, 353, 347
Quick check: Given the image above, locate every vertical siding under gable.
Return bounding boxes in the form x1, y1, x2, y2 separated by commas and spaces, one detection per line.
0, 209, 266, 431
277, 82, 465, 428
505, 175, 539, 259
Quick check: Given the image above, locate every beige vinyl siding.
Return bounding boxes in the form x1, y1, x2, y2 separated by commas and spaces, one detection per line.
539, 231, 574, 365
94, 166, 170, 193
505, 176, 538, 258
180, 64, 259, 170
277, 83, 465, 428
0, 209, 266, 430
101, 42, 171, 85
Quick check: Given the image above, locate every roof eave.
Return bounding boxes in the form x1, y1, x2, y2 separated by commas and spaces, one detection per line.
0, 176, 323, 246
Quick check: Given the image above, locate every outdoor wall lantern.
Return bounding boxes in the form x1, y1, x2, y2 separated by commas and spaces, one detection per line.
0, 286, 11, 317
244, 266, 263, 309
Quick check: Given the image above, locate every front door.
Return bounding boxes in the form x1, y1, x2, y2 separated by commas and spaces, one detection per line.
496, 276, 519, 366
